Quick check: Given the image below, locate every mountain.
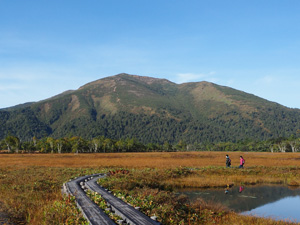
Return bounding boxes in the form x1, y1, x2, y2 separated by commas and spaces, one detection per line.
0, 102, 35, 111
1, 73, 300, 144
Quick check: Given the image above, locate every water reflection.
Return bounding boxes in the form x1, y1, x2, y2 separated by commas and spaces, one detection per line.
242, 196, 300, 223
178, 185, 300, 222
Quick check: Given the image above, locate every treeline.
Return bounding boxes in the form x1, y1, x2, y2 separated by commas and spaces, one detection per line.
3, 104, 300, 147
1, 135, 300, 153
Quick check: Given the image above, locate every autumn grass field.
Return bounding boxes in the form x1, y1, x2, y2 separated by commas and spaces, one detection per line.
0, 151, 300, 224
1, 151, 300, 168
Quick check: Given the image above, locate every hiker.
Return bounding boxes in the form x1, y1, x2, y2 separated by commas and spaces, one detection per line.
239, 156, 245, 168
239, 186, 244, 193
226, 154, 231, 168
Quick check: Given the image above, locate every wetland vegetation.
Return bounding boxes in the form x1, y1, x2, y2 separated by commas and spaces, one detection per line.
0, 152, 299, 224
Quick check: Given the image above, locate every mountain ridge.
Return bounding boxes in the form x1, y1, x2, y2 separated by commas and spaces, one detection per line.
1, 73, 299, 144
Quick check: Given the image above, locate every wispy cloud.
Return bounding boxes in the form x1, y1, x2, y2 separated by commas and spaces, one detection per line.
174, 71, 217, 84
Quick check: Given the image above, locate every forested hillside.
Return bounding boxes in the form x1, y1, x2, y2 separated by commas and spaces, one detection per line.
1, 73, 300, 144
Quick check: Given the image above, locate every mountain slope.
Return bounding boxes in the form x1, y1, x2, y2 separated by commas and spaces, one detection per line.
1, 73, 300, 144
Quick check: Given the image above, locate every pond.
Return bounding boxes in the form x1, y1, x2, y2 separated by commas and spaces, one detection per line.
178, 185, 300, 223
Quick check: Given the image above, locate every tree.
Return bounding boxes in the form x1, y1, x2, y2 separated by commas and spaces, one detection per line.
146, 143, 159, 151
56, 138, 66, 154
115, 139, 125, 152
14, 136, 20, 153
277, 142, 287, 153
70, 136, 85, 154
163, 141, 173, 151
5, 135, 19, 153
287, 135, 300, 153
47, 137, 55, 153
91, 137, 102, 153
175, 140, 187, 151
289, 140, 297, 153
32, 136, 38, 147
126, 138, 134, 152
270, 144, 275, 153
0, 139, 6, 150
87, 140, 94, 153
36, 138, 50, 153
103, 138, 112, 153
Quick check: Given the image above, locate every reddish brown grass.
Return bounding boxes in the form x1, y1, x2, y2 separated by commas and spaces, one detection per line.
0, 152, 299, 224
0, 151, 299, 169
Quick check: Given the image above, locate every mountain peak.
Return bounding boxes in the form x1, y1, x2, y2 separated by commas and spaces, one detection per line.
1, 74, 300, 144
79, 73, 174, 90
113, 73, 175, 85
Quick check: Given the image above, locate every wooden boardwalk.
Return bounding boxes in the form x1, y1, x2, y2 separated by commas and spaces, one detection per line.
86, 176, 160, 225
64, 174, 161, 225
64, 174, 115, 225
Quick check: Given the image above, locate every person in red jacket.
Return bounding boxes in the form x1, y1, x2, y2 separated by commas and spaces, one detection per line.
239, 156, 245, 168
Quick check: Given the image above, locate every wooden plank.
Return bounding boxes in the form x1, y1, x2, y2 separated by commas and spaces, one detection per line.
86, 176, 160, 225
65, 175, 116, 225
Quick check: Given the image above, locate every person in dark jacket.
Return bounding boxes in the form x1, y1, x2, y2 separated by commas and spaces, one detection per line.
226, 154, 231, 168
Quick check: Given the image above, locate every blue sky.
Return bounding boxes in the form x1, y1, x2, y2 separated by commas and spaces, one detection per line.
1, 0, 300, 108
